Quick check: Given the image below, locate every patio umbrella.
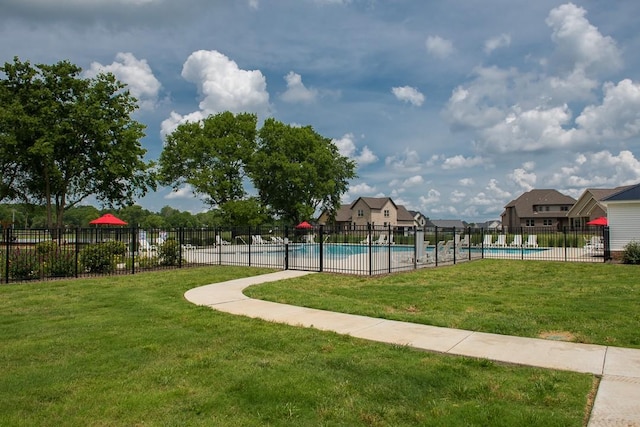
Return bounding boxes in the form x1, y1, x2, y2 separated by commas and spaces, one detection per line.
586, 216, 608, 226
295, 221, 313, 229
90, 213, 128, 226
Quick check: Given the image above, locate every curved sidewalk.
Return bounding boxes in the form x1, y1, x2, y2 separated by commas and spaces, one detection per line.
184, 270, 640, 426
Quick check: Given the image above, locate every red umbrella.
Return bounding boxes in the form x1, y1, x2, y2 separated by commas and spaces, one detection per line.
586, 216, 608, 226
295, 221, 313, 229
90, 213, 128, 226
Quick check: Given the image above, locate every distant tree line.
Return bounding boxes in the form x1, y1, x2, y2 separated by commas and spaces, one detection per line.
1, 57, 356, 229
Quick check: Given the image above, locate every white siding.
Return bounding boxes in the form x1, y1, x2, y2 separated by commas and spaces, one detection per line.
608, 202, 640, 251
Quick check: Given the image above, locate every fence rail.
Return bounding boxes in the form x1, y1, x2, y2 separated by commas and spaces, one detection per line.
1, 224, 609, 283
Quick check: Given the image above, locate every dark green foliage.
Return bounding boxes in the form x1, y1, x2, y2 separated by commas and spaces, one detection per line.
79, 241, 126, 273
7, 248, 40, 280
622, 241, 640, 264
44, 248, 76, 278
158, 239, 181, 266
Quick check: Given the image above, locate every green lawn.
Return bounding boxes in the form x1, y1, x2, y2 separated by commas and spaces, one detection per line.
1, 265, 594, 426
246, 259, 640, 348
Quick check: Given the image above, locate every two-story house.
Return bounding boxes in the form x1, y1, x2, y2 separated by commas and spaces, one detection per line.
501, 189, 576, 231
318, 197, 416, 229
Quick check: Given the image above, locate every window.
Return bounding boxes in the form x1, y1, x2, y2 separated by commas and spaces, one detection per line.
357, 209, 364, 217
561, 206, 569, 211
526, 219, 535, 226
384, 209, 390, 217
543, 219, 553, 226
545, 206, 550, 211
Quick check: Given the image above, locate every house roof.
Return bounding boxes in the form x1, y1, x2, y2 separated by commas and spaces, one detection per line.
334, 205, 352, 222
602, 183, 640, 202
350, 197, 397, 210
567, 186, 633, 217
397, 205, 416, 222
503, 189, 576, 218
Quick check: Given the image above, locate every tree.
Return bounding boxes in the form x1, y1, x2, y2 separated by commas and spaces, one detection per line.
158, 112, 257, 207
248, 119, 356, 224
0, 57, 155, 230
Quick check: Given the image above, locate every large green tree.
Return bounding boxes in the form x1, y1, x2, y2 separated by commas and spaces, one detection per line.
0, 57, 155, 230
248, 119, 356, 224
158, 111, 257, 207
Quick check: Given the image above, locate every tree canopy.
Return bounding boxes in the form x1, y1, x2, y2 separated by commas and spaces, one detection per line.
249, 119, 356, 224
0, 57, 155, 229
158, 112, 257, 207
159, 114, 356, 225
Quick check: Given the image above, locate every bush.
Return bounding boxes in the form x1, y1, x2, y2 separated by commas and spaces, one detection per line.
8, 248, 40, 281
622, 241, 640, 264
36, 240, 58, 256
80, 241, 127, 274
45, 249, 76, 278
158, 240, 181, 266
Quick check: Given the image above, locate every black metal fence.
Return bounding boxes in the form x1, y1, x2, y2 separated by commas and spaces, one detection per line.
1, 224, 609, 283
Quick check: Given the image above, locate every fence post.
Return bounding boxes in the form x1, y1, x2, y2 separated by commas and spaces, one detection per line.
131, 227, 137, 275
4, 226, 10, 284
603, 226, 611, 261
368, 223, 372, 276
435, 226, 439, 266
387, 223, 392, 274
284, 226, 289, 270
74, 227, 79, 278
179, 227, 183, 268
319, 225, 324, 273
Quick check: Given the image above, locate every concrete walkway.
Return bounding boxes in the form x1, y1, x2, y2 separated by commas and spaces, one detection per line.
184, 270, 640, 426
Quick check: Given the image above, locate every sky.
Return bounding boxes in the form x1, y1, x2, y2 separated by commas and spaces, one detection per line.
2, 0, 640, 221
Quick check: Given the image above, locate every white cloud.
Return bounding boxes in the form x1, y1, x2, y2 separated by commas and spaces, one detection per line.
333, 133, 378, 166
508, 167, 537, 191
419, 189, 441, 207
574, 79, 640, 141
441, 155, 485, 169
459, 178, 475, 186
484, 33, 511, 54
549, 150, 640, 189
280, 71, 318, 103
160, 110, 205, 139
450, 190, 466, 203
425, 35, 454, 58
181, 49, 270, 116
86, 52, 161, 110
402, 175, 424, 187
391, 86, 425, 106
486, 179, 511, 199
248, 0, 259, 9
164, 185, 195, 200
385, 149, 422, 172
546, 3, 622, 75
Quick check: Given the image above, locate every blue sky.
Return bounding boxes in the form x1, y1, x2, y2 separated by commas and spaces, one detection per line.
2, 0, 640, 221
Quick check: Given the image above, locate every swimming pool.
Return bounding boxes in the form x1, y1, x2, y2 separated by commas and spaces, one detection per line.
294, 243, 547, 258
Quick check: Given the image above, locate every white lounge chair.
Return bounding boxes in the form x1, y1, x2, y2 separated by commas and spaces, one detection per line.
494, 235, 507, 247
252, 235, 266, 244
360, 235, 371, 245
482, 234, 493, 246
524, 235, 538, 247
138, 239, 156, 251
216, 235, 230, 245
510, 235, 522, 247
374, 234, 387, 245
584, 236, 604, 256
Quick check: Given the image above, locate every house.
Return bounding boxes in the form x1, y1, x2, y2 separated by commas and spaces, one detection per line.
479, 220, 501, 230
567, 186, 633, 228
318, 197, 416, 229
501, 189, 575, 231
408, 210, 429, 227
601, 183, 640, 252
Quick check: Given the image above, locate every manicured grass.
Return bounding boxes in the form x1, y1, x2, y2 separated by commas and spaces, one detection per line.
246, 259, 640, 348
0, 266, 592, 426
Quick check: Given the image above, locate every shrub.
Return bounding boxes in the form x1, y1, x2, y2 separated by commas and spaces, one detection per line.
158, 240, 181, 266
8, 248, 40, 281
45, 249, 76, 278
80, 241, 127, 274
622, 241, 640, 264
36, 240, 58, 256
